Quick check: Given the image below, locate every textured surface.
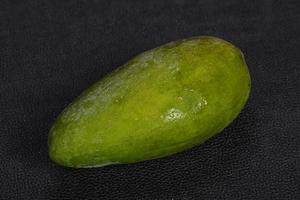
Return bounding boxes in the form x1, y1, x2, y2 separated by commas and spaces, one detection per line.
49, 37, 250, 167
0, 0, 299, 199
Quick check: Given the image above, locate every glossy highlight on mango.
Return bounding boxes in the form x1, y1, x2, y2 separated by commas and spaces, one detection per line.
48, 36, 251, 168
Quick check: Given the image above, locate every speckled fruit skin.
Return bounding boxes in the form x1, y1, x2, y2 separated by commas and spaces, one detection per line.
48, 36, 251, 168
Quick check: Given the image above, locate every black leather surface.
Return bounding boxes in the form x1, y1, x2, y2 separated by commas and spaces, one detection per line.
1, 0, 300, 199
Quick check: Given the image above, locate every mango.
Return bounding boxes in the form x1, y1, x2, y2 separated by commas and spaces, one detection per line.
48, 36, 251, 168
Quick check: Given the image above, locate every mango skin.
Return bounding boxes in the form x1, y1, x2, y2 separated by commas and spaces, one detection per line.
48, 36, 251, 168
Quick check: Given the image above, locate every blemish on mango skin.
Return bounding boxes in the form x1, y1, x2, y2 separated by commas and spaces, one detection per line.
48, 36, 251, 168
161, 108, 185, 122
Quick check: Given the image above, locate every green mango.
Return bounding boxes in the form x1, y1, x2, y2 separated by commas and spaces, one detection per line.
48, 36, 251, 168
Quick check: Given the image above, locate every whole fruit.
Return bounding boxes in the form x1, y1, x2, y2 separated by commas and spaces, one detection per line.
48, 36, 251, 168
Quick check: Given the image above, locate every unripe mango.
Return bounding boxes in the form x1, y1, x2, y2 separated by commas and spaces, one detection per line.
48, 36, 251, 168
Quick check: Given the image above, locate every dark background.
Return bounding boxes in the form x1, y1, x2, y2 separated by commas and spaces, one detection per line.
1, 0, 300, 199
